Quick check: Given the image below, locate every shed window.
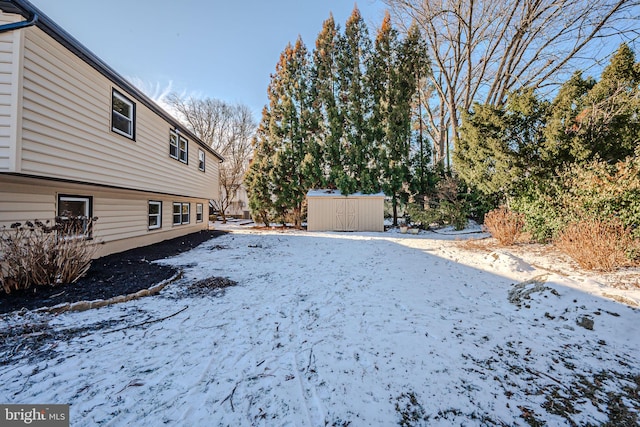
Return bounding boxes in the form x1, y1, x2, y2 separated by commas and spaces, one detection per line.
111, 90, 135, 139
148, 201, 162, 229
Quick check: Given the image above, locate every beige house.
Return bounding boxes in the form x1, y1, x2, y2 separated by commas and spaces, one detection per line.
306, 190, 385, 232
226, 184, 250, 219
0, 0, 223, 257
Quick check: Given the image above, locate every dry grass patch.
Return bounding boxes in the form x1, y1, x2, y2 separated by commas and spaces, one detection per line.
554, 218, 639, 272
457, 237, 496, 253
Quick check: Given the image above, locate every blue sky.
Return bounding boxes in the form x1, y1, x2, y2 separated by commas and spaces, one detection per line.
29, 0, 387, 120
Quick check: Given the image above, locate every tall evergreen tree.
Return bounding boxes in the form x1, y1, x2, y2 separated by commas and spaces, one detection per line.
403, 23, 432, 199
267, 38, 315, 228
310, 14, 342, 188
247, 9, 437, 224
335, 6, 375, 194
368, 13, 406, 224
368, 16, 431, 224
245, 106, 276, 227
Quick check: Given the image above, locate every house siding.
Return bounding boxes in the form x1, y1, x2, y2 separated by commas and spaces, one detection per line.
0, 13, 21, 172
0, 5, 221, 257
0, 175, 209, 257
15, 25, 218, 200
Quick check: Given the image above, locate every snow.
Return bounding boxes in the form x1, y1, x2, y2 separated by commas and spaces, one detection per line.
306, 189, 385, 198
1, 223, 639, 426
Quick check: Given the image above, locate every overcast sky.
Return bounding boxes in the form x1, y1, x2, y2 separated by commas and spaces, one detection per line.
28, 0, 387, 120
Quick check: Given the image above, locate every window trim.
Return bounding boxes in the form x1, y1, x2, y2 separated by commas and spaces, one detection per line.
111, 89, 135, 139
196, 203, 203, 223
198, 149, 206, 172
172, 202, 190, 225
169, 129, 188, 164
148, 200, 162, 230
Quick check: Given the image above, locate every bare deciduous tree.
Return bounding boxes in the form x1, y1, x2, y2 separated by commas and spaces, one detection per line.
167, 94, 256, 222
382, 0, 640, 167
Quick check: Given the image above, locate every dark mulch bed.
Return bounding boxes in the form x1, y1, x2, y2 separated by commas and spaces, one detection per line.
0, 230, 226, 315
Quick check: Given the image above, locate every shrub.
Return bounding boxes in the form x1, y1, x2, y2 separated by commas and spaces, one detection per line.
438, 200, 469, 230
483, 207, 525, 246
0, 217, 98, 294
560, 156, 640, 238
434, 176, 469, 230
511, 154, 640, 242
510, 177, 567, 242
554, 217, 639, 271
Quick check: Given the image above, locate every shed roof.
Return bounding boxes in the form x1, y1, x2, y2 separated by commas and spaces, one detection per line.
0, 0, 224, 162
307, 189, 386, 198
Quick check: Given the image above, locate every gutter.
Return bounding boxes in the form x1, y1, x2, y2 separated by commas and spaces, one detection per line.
0, 10, 36, 33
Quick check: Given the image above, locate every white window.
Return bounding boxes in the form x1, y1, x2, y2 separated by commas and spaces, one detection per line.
112, 90, 135, 139
172, 203, 181, 225
57, 195, 92, 236
196, 203, 203, 222
173, 202, 190, 225
198, 149, 205, 172
148, 201, 162, 229
170, 130, 188, 163
182, 203, 190, 224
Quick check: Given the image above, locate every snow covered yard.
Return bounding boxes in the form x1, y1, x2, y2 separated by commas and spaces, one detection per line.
1, 227, 639, 426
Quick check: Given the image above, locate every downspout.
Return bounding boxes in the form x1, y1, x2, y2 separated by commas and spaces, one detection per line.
0, 12, 37, 33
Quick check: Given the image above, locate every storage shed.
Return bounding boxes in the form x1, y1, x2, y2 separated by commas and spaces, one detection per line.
306, 190, 385, 232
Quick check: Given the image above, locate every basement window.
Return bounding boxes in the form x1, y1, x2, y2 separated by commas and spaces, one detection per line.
57, 194, 93, 237
173, 202, 190, 225
148, 201, 162, 230
196, 203, 203, 222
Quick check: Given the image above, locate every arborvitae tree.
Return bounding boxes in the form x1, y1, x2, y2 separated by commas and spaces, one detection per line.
403, 23, 432, 200
247, 9, 437, 223
368, 12, 395, 200
245, 106, 276, 227
368, 12, 415, 225
335, 6, 376, 194
267, 38, 315, 228
311, 14, 342, 188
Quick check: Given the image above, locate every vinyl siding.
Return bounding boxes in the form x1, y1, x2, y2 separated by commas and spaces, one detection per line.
0, 175, 210, 257
0, 14, 20, 171
16, 25, 218, 200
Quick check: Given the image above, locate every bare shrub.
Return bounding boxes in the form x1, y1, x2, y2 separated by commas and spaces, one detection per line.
555, 218, 639, 272
483, 207, 524, 246
0, 217, 98, 294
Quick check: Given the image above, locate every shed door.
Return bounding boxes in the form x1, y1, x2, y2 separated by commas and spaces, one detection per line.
334, 198, 357, 231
